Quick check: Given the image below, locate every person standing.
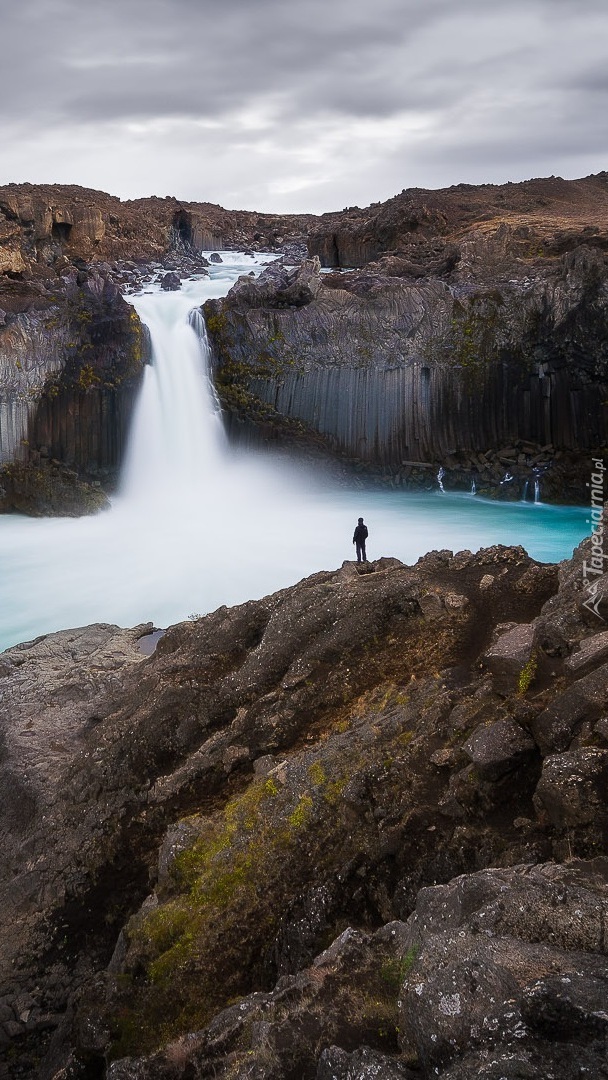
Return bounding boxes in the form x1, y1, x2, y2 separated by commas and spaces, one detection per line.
353, 517, 368, 562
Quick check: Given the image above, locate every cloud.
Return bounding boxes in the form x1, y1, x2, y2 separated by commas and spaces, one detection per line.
1, 0, 607, 211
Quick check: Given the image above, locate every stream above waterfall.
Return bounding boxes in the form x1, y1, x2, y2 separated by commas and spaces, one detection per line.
0, 254, 590, 653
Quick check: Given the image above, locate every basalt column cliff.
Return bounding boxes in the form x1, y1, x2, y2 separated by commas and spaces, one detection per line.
205, 174, 608, 502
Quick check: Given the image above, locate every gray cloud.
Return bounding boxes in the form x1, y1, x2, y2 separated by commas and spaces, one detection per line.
1, 0, 607, 211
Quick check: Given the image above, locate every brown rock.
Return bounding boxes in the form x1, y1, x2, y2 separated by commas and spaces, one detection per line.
462, 718, 536, 781
565, 630, 608, 673
482, 623, 534, 691
531, 662, 608, 752
533, 749, 608, 828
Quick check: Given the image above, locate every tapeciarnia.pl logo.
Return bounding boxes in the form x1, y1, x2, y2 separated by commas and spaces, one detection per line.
582, 458, 606, 621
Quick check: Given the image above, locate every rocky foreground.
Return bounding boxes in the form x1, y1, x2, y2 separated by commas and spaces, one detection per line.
0, 520, 607, 1079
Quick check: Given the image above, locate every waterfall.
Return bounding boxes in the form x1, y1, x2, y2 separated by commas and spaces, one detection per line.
470, 479, 476, 495
534, 477, 541, 504
522, 480, 529, 502
437, 466, 445, 493
120, 287, 225, 508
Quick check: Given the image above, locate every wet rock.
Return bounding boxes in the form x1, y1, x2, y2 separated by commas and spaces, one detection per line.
226, 256, 322, 309
0, 458, 110, 516
209, 252, 223, 263
160, 271, 181, 291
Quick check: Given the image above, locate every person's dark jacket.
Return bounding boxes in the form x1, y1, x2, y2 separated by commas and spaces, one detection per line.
353, 523, 368, 543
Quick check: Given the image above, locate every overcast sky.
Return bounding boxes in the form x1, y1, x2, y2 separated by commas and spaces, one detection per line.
2, 0, 607, 213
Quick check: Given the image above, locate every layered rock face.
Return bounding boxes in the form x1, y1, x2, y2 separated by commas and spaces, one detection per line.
205, 237, 608, 501
0, 183, 314, 271
308, 173, 608, 271
0, 267, 146, 514
0, 518, 607, 1078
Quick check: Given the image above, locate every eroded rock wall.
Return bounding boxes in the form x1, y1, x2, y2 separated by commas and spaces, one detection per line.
205, 250, 608, 501
308, 173, 608, 271
0, 183, 315, 269
0, 269, 147, 514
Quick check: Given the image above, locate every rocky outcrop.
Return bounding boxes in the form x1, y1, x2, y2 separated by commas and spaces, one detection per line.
397, 859, 608, 1077
0, 183, 315, 276
205, 246, 607, 501
308, 173, 608, 271
0, 515, 606, 1077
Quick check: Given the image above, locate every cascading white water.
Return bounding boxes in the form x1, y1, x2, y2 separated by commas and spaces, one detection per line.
120, 287, 225, 507
0, 255, 591, 653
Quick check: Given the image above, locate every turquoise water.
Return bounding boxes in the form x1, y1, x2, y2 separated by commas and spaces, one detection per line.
0, 475, 589, 655
345, 487, 589, 565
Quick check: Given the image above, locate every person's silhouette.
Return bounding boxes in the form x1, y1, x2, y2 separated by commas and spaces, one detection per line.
353, 517, 368, 562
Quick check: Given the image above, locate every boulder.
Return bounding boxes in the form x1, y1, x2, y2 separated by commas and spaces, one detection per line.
531, 662, 608, 752
225, 256, 322, 308
482, 623, 535, 693
462, 718, 536, 781
565, 629, 608, 673
160, 271, 181, 291
483, 622, 535, 672
533, 749, 608, 828
398, 861, 608, 1072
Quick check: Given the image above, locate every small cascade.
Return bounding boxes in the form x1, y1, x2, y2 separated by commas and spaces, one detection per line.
437, 466, 445, 493
522, 480, 529, 502
470, 478, 477, 495
188, 309, 223, 416
534, 477, 541, 504
500, 471, 514, 485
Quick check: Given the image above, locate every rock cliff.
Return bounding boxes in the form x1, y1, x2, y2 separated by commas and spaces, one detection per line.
0, 265, 146, 514
205, 230, 608, 502
0, 517, 607, 1078
0, 183, 314, 273
308, 173, 608, 272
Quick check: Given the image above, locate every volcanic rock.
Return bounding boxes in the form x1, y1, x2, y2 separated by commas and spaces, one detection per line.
160, 271, 181, 291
